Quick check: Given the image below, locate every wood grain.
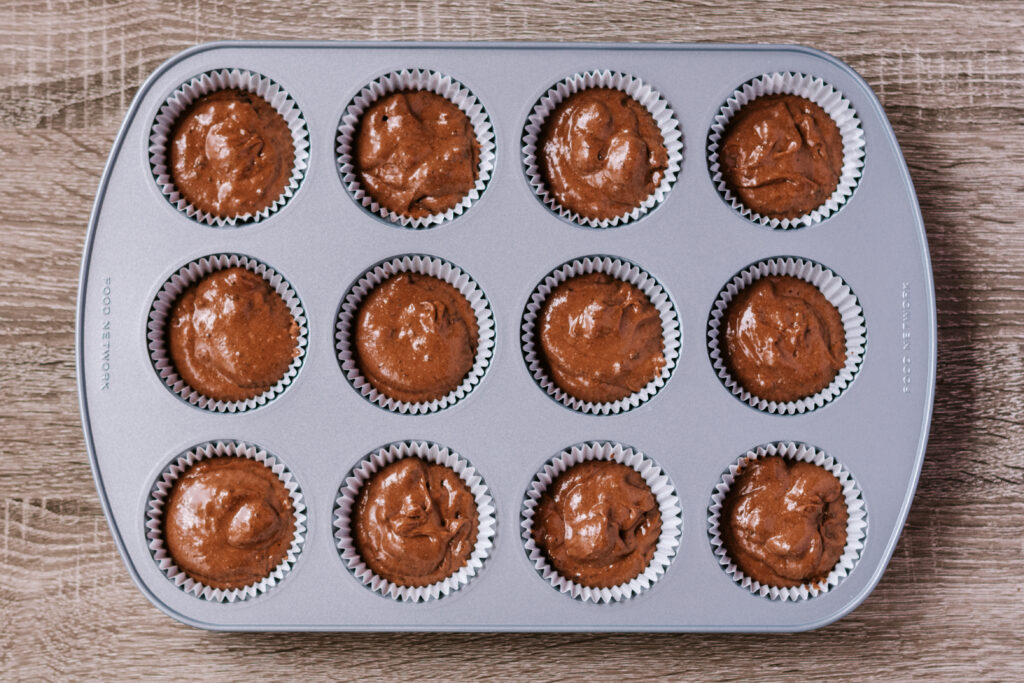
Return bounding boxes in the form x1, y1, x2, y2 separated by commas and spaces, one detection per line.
2, 0, 1024, 679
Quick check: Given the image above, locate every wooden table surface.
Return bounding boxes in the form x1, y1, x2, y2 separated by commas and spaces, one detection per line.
2, 1, 1023, 679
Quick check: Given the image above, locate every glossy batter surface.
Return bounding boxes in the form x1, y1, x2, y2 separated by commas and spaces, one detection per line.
720, 456, 848, 588
532, 460, 661, 588
538, 272, 664, 404
354, 273, 478, 404
168, 267, 299, 402
170, 89, 294, 217
538, 87, 668, 221
163, 457, 296, 590
719, 94, 843, 219
722, 275, 846, 403
353, 458, 478, 587
355, 90, 479, 218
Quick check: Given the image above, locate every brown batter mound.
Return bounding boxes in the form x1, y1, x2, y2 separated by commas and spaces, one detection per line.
354, 273, 478, 404
721, 275, 846, 403
353, 458, 478, 587
355, 90, 479, 218
170, 89, 294, 217
538, 272, 664, 404
538, 88, 668, 221
719, 94, 843, 219
532, 460, 661, 588
168, 267, 300, 403
163, 456, 296, 590
720, 456, 848, 588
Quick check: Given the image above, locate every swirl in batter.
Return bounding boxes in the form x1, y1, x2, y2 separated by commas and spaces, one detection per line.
532, 460, 661, 588
720, 456, 848, 588
353, 458, 478, 587
163, 456, 296, 590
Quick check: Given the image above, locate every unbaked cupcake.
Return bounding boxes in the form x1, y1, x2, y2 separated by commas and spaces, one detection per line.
521, 256, 681, 415
336, 255, 495, 414
167, 266, 300, 403
531, 460, 661, 588
353, 272, 478, 404
334, 440, 496, 602
336, 70, 495, 228
706, 72, 865, 229
719, 455, 847, 588
537, 87, 668, 222
521, 441, 682, 603
719, 274, 845, 404
522, 70, 683, 228
163, 455, 297, 590
354, 90, 479, 219
537, 272, 665, 404
352, 457, 478, 587
169, 89, 294, 218
718, 94, 843, 220
708, 442, 868, 601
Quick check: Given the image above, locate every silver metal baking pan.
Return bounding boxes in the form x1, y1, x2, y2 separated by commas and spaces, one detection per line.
76, 41, 935, 631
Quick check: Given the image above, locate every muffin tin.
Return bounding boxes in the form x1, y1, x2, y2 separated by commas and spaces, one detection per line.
76, 41, 935, 631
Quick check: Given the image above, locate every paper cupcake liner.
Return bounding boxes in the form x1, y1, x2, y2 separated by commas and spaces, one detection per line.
335, 69, 496, 228
145, 440, 307, 602
149, 68, 310, 226
521, 441, 682, 604
521, 256, 681, 415
707, 71, 865, 229
147, 254, 309, 413
707, 441, 867, 601
336, 254, 495, 414
522, 70, 684, 228
333, 440, 496, 602
707, 257, 866, 415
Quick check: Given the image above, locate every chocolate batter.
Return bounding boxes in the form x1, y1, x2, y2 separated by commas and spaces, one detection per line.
168, 267, 300, 403
538, 88, 668, 221
720, 456, 848, 588
170, 89, 294, 217
355, 90, 479, 218
538, 272, 664, 404
532, 460, 661, 588
719, 94, 844, 219
721, 275, 846, 403
163, 456, 296, 590
353, 458, 478, 587
354, 273, 478, 404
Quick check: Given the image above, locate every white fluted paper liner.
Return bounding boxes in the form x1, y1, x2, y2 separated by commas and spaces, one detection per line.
336, 69, 495, 228
707, 442, 867, 601
333, 441, 496, 602
707, 72, 865, 229
521, 256, 681, 415
707, 257, 866, 415
336, 255, 495, 414
145, 440, 307, 602
521, 441, 682, 603
149, 68, 310, 226
147, 254, 308, 413
522, 70, 683, 228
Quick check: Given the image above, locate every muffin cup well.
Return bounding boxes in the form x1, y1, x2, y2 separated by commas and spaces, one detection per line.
333, 440, 496, 602
707, 256, 866, 415
707, 441, 867, 601
147, 253, 309, 413
521, 256, 681, 415
145, 440, 307, 603
707, 72, 865, 229
336, 254, 495, 414
521, 441, 682, 604
149, 68, 310, 226
522, 70, 684, 228
336, 69, 496, 228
